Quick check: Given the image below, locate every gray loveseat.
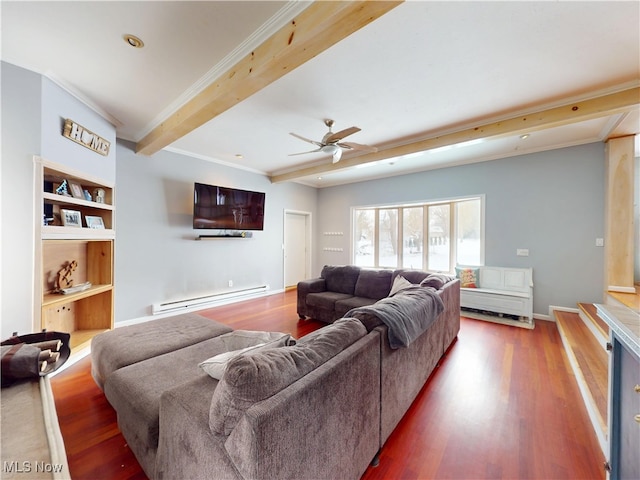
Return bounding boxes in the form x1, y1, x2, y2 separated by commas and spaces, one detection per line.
297, 265, 393, 323
297, 265, 449, 324
92, 270, 460, 479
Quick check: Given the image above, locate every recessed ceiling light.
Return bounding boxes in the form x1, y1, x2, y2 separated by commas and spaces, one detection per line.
123, 34, 144, 48
520, 134, 530, 140
317, 176, 323, 180
235, 154, 243, 159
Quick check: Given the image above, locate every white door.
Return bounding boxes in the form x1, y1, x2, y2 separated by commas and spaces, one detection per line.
284, 211, 310, 288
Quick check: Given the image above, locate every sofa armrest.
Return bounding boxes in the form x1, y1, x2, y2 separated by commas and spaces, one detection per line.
224, 332, 381, 480
296, 278, 326, 317
438, 278, 461, 351
297, 277, 326, 294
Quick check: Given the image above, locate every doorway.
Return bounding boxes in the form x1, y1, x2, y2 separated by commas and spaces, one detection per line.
284, 210, 312, 289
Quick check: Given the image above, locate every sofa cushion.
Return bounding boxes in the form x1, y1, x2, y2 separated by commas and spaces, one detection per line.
104, 335, 235, 456
209, 318, 367, 436
420, 273, 454, 290
392, 269, 430, 285
306, 291, 353, 310
354, 268, 393, 299
321, 265, 361, 295
199, 331, 295, 380
335, 296, 378, 318
92, 313, 232, 390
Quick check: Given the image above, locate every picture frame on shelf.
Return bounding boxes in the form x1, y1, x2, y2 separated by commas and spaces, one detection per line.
61, 209, 82, 227
69, 182, 84, 199
85, 215, 105, 229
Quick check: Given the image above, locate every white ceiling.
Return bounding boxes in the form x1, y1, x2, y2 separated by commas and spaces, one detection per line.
2, 1, 639, 188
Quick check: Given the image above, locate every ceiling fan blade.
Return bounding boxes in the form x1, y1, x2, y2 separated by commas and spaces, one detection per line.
290, 132, 323, 147
338, 142, 378, 153
289, 148, 323, 156
325, 126, 361, 144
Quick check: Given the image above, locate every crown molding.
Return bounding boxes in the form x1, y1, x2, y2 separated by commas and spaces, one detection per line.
42, 70, 122, 127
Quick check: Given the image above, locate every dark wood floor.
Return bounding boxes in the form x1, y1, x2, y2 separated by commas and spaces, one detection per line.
51, 290, 605, 479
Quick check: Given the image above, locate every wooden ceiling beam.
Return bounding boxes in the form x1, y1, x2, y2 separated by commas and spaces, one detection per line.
135, 1, 403, 156
270, 87, 640, 183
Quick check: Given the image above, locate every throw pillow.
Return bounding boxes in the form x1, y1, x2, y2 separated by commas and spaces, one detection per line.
455, 267, 479, 288
389, 275, 413, 296
354, 269, 393, 299
199, 330, 294, 380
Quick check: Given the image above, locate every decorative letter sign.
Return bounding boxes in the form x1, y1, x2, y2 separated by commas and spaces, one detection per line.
62, 119, 111, 156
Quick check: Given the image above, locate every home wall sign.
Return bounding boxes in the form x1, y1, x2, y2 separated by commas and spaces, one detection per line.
62, 119, 111, 156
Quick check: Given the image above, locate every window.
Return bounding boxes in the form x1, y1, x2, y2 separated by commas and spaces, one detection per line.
352, 196, 483, 273
354, 209, 375, 267
403, 207, 423, 269
456, 198, 482, 266
428, 203, 450, 272
379, 209, 398, 267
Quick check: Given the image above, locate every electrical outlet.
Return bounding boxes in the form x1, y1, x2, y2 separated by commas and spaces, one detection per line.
516, 248, 529, 257
228, 280, 233, 287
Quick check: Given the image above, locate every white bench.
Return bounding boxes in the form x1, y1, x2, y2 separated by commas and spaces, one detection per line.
459, 266, 533, 327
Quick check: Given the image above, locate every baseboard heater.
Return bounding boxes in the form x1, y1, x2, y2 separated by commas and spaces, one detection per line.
152, 285, 268, 315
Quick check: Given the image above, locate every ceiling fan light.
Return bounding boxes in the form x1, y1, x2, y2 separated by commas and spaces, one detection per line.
332, 146, 342, 163
321, 144, 342, 163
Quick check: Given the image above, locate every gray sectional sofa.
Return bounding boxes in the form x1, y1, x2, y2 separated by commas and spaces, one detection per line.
92, 267, 460, 480
298, 265, 461, 444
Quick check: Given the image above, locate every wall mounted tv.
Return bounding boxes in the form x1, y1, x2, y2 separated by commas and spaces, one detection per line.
193, 182, 265, 231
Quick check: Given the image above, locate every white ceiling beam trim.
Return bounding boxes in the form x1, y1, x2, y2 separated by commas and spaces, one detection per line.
135, 0, 403, 156
270, 87, 640, 183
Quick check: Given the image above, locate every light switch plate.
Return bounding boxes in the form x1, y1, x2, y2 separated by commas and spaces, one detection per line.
596, 238, 604, 247
517, 248, 529, 256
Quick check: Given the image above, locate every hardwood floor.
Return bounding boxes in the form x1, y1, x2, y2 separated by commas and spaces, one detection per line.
51, 290, 605, 479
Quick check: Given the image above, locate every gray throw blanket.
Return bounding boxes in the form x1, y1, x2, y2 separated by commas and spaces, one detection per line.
346, 286, 444, 349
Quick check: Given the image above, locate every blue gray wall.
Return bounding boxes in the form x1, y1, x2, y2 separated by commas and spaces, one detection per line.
1, 61, 116, 337
315, 143, 607, 317
1, 63, 42, 337
115, 141, 318, 321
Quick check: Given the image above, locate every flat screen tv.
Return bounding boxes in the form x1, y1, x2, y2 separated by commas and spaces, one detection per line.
193, 182, 265, 231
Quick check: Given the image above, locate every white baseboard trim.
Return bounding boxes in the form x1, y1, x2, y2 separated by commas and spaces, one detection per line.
607, 285, 636, 294
548, 305, 580, 321
120, 287, 285, 328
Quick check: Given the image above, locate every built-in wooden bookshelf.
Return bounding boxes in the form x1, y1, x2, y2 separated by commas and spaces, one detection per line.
34, 157, 115, 351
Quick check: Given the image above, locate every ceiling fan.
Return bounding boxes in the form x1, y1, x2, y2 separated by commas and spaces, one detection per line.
289, 119, 378, 163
